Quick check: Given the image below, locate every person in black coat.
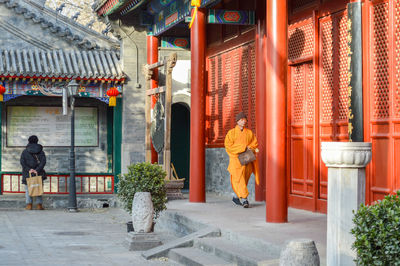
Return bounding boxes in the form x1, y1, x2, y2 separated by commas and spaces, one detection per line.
20, 135, 47, 210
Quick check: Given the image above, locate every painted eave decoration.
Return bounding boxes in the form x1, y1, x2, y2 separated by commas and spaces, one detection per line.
96, 0, 146, 16
95, 0, 219, 19
208, 9, 255, 25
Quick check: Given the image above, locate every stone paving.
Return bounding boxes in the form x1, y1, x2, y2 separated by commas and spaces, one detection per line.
0, 207, 175, 266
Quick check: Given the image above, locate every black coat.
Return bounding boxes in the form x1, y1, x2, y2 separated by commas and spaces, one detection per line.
20, 143, 47, 185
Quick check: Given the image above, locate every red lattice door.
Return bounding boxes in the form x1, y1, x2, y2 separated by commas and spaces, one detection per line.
288, 11, 349, 213
289, 63, 316, 210
318, 11, 349, 212
364, 0, 400, 203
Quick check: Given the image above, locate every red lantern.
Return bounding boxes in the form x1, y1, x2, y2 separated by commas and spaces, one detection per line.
0, 84, 6, 102
106, 87, 120, 107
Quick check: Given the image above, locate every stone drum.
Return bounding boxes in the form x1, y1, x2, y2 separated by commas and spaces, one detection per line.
131, 192, 154, 233
279, 239, 320, 266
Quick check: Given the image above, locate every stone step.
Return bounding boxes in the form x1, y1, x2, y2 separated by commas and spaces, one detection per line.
194, 237, 280, 266
169, 247, 235, 266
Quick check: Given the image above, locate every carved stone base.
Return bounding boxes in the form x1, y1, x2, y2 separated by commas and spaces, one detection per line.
165, 179, 184, 200
124, 232, 162, 251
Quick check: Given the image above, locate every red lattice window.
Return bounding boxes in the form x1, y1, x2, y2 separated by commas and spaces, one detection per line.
395, 1, 400, 117
206, 42, 256, 146
372, 2, 390, 119
320, 12, 349, 124
306, 63, 314, 123
337, 14, 349, 121
291, 0, 316, 13
320, 19, 334, 123
292, 65, 306, 124
288, 19, 314, 61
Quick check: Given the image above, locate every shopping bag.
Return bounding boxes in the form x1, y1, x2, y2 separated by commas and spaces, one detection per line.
27, 173, 43, 197
238, 148, 256, 166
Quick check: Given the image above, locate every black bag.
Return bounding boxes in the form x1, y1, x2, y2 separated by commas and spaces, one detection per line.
238, 148, 256, 166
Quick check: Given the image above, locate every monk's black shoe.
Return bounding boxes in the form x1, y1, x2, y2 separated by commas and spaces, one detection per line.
232, 197, 242, 206
242, 200, 249, 208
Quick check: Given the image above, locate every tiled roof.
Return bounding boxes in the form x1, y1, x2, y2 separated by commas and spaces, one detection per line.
1, 0, 119, 50
0, 49, 124, 81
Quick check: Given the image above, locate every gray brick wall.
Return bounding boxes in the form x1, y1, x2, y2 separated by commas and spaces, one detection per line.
2, 97, 109, 173
205, 148, 256, 201
109, 17, 148, 174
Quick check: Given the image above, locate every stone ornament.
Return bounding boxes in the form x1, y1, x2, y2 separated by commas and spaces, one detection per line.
321, 142, 372, 168
131, 192, 154, 233
279, 239, 320, 266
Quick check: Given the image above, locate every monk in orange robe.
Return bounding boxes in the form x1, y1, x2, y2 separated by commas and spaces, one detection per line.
224, 112, 259, 208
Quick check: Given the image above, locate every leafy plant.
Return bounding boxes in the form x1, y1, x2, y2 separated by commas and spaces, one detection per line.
351, 191, 400, 265
117, 162, 167, 220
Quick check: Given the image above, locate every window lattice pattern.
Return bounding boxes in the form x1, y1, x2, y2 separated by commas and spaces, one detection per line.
320, 20, 334, 122
288, 20, 314, 61
292, 65, 305, 124
338, 14, 349, 121
249, 44, 257, 131
291, 0, 316, 12
395, 1, 400, 117
206, 42, 256, 146
372, 3, 390, 119
307, 63, 314, 123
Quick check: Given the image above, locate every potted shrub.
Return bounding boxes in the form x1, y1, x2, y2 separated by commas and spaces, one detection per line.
117, 162, 167, 231
351, 191, 400, 265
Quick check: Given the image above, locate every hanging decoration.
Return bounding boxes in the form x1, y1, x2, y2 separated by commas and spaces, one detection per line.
188, 0, 201, 29
106, 87, 120, 106
0, 84, 5, 102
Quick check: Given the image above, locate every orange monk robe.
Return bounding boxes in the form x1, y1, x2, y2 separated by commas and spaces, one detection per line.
224, 125, 259, 199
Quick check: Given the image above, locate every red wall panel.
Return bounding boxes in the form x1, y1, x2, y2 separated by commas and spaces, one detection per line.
206, 42, 256, 146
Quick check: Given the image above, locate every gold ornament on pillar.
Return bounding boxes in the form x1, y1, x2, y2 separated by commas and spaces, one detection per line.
106, 87, 120, 107
188, 0, 201, 29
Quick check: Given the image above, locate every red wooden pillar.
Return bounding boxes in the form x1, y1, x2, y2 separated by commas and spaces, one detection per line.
265, 0, 288, 222
147, 35, 159, 163
189, 8, 206, 202
255, 0, 266, 202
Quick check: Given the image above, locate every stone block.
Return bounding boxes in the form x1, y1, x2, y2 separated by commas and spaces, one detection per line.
124, 232, 162, 251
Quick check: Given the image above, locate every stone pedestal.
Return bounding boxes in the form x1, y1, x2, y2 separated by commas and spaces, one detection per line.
124, 232, 162, 251
321, 142, 372, 266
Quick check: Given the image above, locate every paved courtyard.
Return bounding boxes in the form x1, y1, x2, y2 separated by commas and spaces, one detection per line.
0, 208, 174, 266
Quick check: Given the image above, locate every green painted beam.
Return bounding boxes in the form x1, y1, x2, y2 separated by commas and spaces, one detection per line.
107, 107, 114, 173
0, 103, 2, 195
113, 98, 123, 193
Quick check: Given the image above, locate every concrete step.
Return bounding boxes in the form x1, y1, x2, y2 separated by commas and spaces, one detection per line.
194, 237, 280, 266
169, 247, 235, 266
0, 194, 119, 209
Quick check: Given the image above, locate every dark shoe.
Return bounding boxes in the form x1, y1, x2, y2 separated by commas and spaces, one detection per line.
242, 200, 249, 208
36, 204, 44, 210
232, 197, 242, 206
25, 204, 32, 210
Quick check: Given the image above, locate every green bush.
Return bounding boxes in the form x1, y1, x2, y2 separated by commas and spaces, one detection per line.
351, 191, 400, 265
117, 162, 167, 220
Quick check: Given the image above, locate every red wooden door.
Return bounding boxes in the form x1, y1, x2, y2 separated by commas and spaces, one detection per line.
288, 10, 349, 213
318, 11, 349, 212
364, 0, 400, 203
289, 63, 315, 210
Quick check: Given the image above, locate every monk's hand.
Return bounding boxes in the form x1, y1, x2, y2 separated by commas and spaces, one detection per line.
254, 148, 259, 153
